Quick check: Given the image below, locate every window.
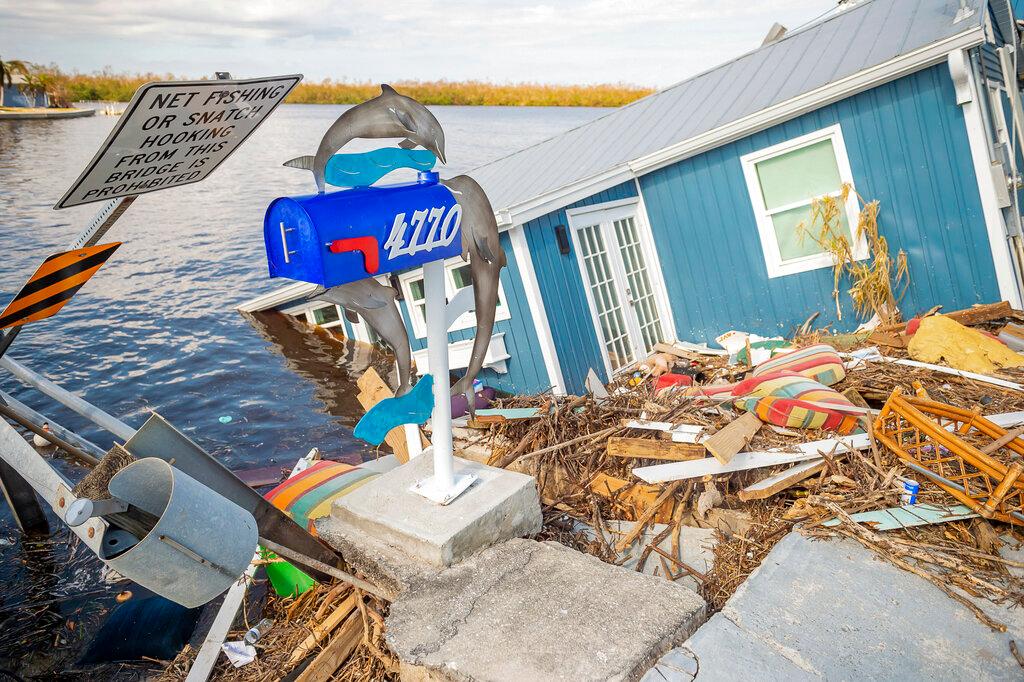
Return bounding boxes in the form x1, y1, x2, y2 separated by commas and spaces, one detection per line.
398, 257, 511, 338
741, 125, 865, 278
310, 304, 341, 327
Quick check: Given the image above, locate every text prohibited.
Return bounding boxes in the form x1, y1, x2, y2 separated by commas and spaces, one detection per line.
55, 75, 301, 209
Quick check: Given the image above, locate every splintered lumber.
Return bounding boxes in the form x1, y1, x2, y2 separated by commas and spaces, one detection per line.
289, 594, 358, 664
590, 472, 674, 523
703, 412, 761, 464
606, 437, 706, 461
356, 367, 428, 463
738, 458, 827, 501
620, 419, 704, 443
946, 301, 1016, 326
295, 610, 363, 682
633, 433, 872, 484
980, 425, 1024, 455
614, 481, 682, 552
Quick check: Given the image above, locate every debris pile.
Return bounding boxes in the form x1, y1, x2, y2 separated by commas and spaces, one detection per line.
162, 581, 396, 681
460, 302, 1024, 626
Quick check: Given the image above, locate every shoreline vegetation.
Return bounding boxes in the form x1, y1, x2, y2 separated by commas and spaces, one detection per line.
37, 66, 655, 107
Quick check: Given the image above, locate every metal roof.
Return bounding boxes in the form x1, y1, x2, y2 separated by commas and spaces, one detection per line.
470, 0, 988, 220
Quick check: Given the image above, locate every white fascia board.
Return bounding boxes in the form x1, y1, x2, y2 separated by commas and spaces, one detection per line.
498, 27, 985, 228
235, 280, 319, 313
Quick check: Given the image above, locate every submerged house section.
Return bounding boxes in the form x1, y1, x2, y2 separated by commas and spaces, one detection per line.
241, 0, 1024, 399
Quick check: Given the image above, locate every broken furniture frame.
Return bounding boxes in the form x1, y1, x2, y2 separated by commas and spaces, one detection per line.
874, 389, 1024, 524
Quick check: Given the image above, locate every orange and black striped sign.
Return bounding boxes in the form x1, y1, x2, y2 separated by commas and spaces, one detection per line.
0, 242, 121, 330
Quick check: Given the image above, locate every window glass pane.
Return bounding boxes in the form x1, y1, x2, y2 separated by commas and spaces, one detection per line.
770, 204, 850, 262
408, 278, 425, 302
450, 264, 471, 290
756, 139, 842, 210
312, 305, 340, 325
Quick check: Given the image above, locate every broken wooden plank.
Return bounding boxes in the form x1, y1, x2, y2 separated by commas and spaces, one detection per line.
821, 503, 976, 531
470, 407, 545, 425
703, 412, 761, 464
614, 481, 682, 552
356, 367, 428, 463
980, 425, 1024, 455
289, 594, 358, 664
589, 472, 674, 523
738, 458, 827, 501
654, 341, 729, 357
620, 419, 704, 443
295, 610, 363, 682
606, 437, 706, 461
633, 433, 872, 484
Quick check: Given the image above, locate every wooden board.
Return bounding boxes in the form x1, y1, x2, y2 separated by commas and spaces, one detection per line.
633, 433, 872, 484
821, 503, 975, 531
356, 367, 428, 463
589, 472, 674, 523
289, 594, 358, 664
295, 610, 363, 682
738, 458, 826, 501
606, 437, 706, 461
702, 412, 761, 464
620, 419, 704, 443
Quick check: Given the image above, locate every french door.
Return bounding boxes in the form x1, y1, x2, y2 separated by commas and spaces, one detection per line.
570, 201, 667, 376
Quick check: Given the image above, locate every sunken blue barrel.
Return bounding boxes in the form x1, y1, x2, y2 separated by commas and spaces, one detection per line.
263, 171, 462, 288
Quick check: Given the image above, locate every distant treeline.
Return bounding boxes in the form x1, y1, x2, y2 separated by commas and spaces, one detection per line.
35, 66, 654, 107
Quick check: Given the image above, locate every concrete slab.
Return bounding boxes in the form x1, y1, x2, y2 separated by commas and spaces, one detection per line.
330, 451, 541, 567
387, 538, 707, 682
648, 532, 1024, 681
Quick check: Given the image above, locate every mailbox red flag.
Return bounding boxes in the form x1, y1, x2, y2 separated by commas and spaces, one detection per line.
0, 242, 121, 330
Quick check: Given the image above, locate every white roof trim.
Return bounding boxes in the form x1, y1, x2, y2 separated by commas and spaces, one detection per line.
501, 25, 985, 228
236, 280, 317, 312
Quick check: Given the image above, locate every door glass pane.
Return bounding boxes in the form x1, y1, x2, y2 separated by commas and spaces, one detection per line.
576, 224, 634, 371
613, 216, 664, 353
756, 139, 841, 210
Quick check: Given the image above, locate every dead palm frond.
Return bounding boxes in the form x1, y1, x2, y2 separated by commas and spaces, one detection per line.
797, 185, 909, 325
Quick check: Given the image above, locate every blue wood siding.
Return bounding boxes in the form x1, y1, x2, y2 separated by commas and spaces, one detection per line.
638, 63, 999, 343
522, 182, 639, 394
397, 232, 551, 394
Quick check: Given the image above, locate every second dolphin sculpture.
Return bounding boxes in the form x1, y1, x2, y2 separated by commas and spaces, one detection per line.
440, 175, 506, 418
285, 84, 447, 193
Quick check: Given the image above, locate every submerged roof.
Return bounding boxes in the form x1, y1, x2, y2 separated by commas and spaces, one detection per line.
471, 0, 988, 222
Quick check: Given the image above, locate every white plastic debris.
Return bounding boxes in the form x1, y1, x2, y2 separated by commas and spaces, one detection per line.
222, 641, 257, 667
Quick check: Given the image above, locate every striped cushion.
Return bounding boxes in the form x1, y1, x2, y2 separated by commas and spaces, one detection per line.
265, 461, 379, 534
751, 344, 846, 386
735, 395, 862, 434
730, 370, 862, 434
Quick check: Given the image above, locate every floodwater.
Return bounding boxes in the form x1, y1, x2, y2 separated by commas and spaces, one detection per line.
0, 101, 605, 675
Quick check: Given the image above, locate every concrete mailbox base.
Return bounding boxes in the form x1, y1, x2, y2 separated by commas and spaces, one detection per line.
329, 450, 542, 569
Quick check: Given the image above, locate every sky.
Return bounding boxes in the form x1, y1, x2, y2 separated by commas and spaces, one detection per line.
1, 0, 841, 87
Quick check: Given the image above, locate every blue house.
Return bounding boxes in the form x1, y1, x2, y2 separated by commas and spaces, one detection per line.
241, 0, 1024, 398
1, 74, 49, 108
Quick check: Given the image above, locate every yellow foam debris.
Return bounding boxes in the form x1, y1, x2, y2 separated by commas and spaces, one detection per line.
907, 315, 1024, 375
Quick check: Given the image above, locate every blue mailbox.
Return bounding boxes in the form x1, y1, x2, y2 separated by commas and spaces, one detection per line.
263, 171, 462, 287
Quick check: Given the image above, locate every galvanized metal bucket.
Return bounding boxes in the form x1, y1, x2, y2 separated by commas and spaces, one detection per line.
105, 458, 258, 607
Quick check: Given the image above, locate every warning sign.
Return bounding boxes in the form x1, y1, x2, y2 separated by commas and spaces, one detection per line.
55, 74, 301, 209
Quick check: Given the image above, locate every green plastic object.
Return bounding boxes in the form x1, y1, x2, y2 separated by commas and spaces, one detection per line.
261, 547, 316, 597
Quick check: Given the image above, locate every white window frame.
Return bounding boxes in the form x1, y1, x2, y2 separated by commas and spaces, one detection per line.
397, 256, 512, 339
740, 124, 867, 279
305, 303, 344, 329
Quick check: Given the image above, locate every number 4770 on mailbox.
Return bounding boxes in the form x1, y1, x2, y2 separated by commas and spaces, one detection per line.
263, 171, 462, 287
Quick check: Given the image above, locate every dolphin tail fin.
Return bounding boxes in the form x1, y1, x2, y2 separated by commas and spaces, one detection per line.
284, 155, 315, 171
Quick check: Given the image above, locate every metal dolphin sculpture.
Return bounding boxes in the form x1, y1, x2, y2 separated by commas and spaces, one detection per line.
308, 279, 412, 396
285, 84, 447, 193
440, 175, 506, 417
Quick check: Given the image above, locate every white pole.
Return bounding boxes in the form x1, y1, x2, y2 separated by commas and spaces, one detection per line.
423, 259, 454, 491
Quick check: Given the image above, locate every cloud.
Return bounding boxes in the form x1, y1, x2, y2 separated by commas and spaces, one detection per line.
0, 0, 839, 86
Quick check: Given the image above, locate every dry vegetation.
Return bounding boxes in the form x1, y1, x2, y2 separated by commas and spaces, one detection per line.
30, 65, 654, 107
